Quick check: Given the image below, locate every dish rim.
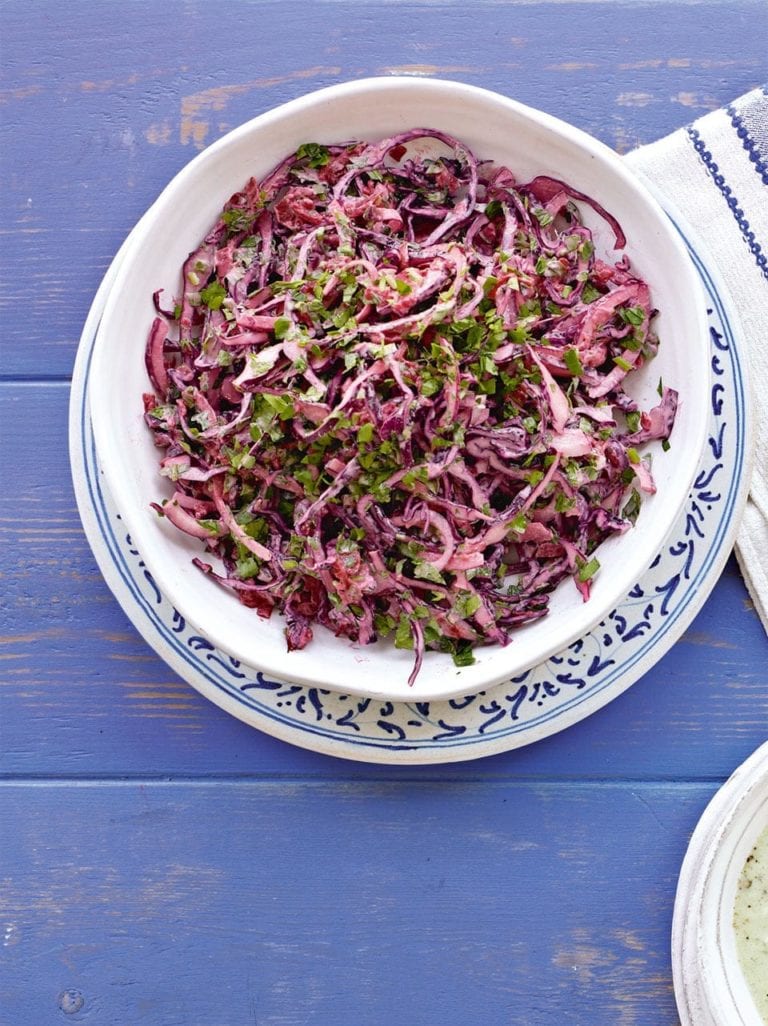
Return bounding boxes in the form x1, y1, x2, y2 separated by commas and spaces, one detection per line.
673, 740, 768, 1026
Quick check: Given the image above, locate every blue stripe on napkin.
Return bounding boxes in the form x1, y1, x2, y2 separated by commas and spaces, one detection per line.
727, 86, 768, 186
686, 88, 768, 282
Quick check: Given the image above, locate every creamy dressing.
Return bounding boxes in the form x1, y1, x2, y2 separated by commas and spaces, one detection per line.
734, 824, 768, 1024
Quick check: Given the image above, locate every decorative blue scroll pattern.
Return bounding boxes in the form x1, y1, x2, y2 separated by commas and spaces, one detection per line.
84, 224, 746, 760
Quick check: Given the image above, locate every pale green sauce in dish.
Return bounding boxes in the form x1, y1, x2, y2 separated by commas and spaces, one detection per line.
734, 824, 768, 1024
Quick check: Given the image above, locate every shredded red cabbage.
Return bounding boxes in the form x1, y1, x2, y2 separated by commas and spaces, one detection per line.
142, 131, 677, 684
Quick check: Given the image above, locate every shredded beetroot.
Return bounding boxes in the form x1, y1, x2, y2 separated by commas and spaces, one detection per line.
142, 131, 677, 684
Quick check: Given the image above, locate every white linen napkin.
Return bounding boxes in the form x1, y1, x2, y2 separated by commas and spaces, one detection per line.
626, 87, 768, 632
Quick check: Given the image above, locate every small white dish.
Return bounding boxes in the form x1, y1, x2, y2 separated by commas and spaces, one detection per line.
673, 741, 768, 1026
88, 76, 710, 702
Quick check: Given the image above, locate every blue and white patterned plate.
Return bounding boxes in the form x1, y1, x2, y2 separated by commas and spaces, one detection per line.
69, 207, 752, 764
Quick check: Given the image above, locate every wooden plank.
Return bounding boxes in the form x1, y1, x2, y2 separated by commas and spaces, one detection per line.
1, 382, 765, 780
0, 779, 717, 1025
1, 1, 765, 377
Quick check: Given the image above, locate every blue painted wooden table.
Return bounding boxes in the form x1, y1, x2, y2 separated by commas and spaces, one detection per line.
1, 3, 767, 1024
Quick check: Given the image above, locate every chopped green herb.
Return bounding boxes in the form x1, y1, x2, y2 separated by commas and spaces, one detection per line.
619, 305, 645, 326
200, 281, 226, 310
394, 616, 414, 650
295, 142, 330, 168
625, 411, 642, 434
577, 557, 600, 582
622, 488, 642, 524
357, 422, 374, 445
413, 561, 445, 585
454, 591, 482, 618
564, 348, 584, 376
273, 317, 291, 339
452, 642, 476, 668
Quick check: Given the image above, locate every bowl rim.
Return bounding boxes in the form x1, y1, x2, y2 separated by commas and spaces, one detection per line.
673, 740, 768, 1026
89, 75, 711, 701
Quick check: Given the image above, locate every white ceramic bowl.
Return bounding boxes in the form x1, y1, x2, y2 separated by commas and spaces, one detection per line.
89, 77, 710, 702
673, 741, 768, 1026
